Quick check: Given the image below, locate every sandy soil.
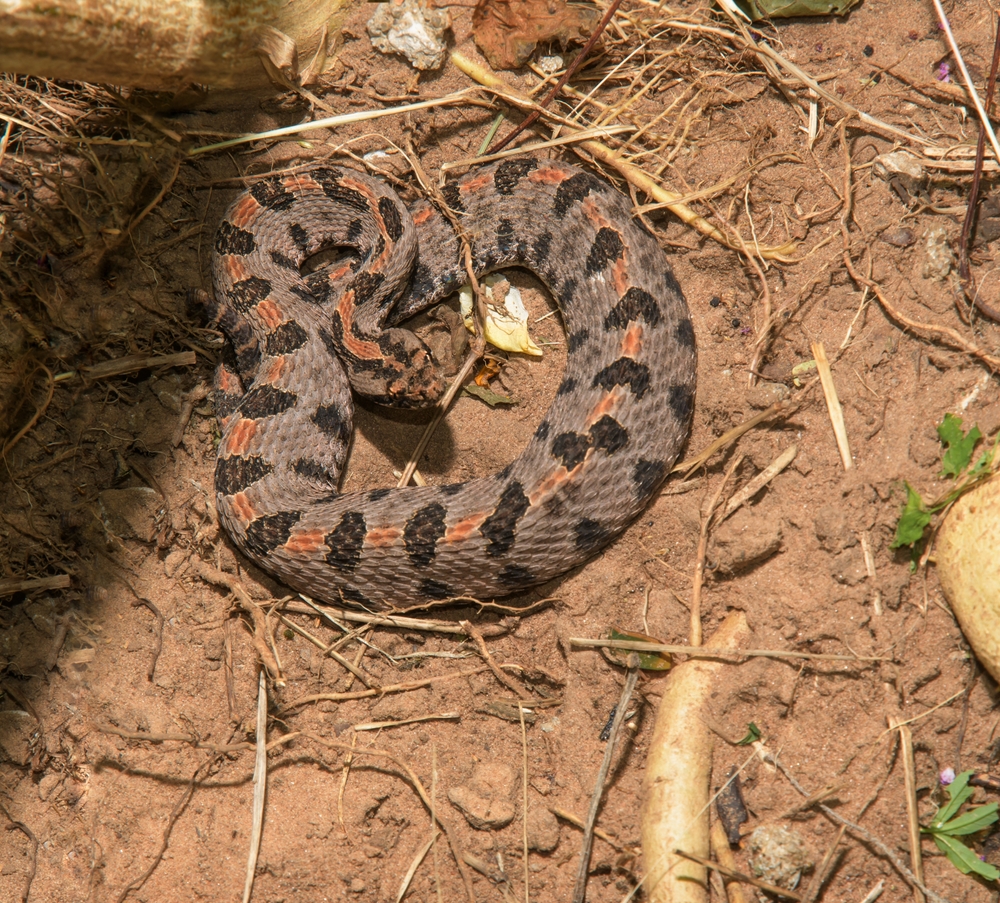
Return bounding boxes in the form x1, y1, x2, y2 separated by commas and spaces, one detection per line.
2, 1, 1000, 902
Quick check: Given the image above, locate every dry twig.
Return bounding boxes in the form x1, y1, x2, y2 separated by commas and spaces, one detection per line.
243, 670, 268, 903
674, 847, 802, 901
812, 342, 853, 470
571, 661, 641, 903
888, 717, 925, 903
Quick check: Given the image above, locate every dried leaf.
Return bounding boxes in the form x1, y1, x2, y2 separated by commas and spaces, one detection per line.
460, 274, 542, 356
740, 0, 862, 18
462, 383, 518, 407
472, 0, 600, 70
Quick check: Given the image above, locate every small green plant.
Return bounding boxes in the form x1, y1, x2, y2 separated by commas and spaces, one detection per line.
892, 414, 999, 552
922, 770, 999, 880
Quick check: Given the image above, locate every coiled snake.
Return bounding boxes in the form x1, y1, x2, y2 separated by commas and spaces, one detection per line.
204, 158, 697, 610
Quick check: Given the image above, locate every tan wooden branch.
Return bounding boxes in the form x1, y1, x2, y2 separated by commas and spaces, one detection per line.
0, 0, 358, 91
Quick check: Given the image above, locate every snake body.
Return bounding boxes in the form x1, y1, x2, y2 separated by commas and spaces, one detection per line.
206, 158, 696, 609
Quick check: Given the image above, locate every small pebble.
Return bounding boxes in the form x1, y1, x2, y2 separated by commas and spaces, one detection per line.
879, 226, 915, 248
537, 54, 564, 74
367, 0, 451, 71
747, 825, 813, 890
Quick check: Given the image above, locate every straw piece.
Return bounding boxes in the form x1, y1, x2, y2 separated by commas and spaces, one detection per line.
811, 342, 853, 470
888, 717, 925, 903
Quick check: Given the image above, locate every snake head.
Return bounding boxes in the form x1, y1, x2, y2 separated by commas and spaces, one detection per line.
353, 328, 446, 408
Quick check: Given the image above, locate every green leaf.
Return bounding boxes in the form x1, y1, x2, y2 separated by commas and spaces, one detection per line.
737, 723, 762, 745
892, 483, 932, 548
932, 770, 975, 826
935, 802, 999, 836
937, 413, 965, 448
931, 833, 1000, 880
968, 435, 999, 477
938, 414, 982, 477
607, 628, 672, 671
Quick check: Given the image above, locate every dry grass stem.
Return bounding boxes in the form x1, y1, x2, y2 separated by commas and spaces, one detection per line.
353, 712, 461, 732
0, 574, 71, 597
396, 830, 439, 903
441, 124, 633, 172
243, 670, 268, 903
673, 401, 795, 476
802, 825, 847, 903
338, 734, 356, 839
550, 807, 629, 851
96, 723, 251, 753
861, 881, 887, 903
860, 531, 882, 616
486, 0, 625, 154
571, 637, 883, 663
276, 613, 373, 687
673, 847, 803, 901
397, 349, 480, 489
878, 689, 968, 738
691, 453, 744, 646
666, 11, 938, 149
189, 91, 478, 155
461, 619, 527, 697
930, 0, 1000, 165
127, 155, 181, 236
777, 783, 843, 820
519, 704, 530, 903
1, 364, 53, 458
812, 342, 853, 470
720, 445, 797, 521
280, 665, 499, 710
74, 351, 197, 381
888, 717, 926, 903
851, 268, 1000, 370
571, 662, 640, 903
709, 819, 750, 903
234, 600, 284, 686
283, 598, 496, 636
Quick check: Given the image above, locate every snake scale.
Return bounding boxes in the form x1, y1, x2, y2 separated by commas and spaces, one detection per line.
204, 157, 697, 610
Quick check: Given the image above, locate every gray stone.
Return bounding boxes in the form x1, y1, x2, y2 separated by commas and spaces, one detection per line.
747, 825, 813, 890
368, 0, 450, 70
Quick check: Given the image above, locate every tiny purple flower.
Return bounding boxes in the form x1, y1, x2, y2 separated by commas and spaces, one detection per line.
937, 62, 950, 82
940, 767, 956, 785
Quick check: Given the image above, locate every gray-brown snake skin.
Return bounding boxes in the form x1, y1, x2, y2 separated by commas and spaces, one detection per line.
205, 158, 696, 610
